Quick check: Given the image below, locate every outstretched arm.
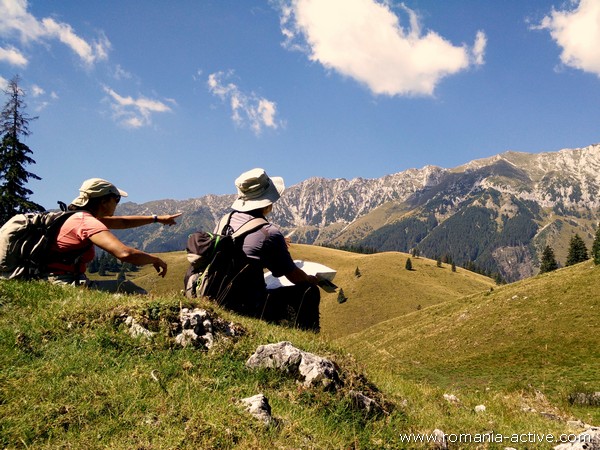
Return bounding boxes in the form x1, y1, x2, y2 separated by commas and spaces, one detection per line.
89, 230, 168, 277
100, 213, 182, 229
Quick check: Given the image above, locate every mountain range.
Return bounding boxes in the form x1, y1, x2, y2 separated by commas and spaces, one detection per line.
115, 143, 600, 282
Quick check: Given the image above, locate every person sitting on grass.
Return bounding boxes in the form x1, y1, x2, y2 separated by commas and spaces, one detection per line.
205, 168, 320, 331
43, 178, 181, 294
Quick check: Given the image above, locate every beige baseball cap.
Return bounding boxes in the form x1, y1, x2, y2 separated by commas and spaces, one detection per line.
70, 178, 128, 207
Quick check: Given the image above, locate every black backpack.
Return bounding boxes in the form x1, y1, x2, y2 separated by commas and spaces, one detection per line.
184, 212, 268, 309
0, 210, 88, 280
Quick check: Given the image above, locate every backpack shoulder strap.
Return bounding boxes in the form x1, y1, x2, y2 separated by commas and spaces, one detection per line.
232, 217, 269, 239
216, 212, 235, 235
45, 210, 80, 231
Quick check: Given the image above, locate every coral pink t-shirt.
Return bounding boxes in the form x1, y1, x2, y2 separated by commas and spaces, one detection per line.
46, 211, 108, 274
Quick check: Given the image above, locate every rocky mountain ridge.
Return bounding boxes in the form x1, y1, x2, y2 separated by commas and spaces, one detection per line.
115, 144, 600, 281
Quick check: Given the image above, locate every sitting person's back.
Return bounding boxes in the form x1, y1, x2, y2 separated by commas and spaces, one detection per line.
212, 168, 320, 331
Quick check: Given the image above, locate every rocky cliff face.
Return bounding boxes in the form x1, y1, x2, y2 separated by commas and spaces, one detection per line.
115, 144, 600, 281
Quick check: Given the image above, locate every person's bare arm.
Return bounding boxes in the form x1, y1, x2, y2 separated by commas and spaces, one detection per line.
284, 266, 318, 285
100, 213, 182, 229
89, 230, 167, 277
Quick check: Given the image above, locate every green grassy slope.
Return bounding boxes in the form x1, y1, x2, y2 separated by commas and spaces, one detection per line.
2, 278, 594, 449
0, 282, 390, 449
127, 245, 496, 340
340, 261, 600, 423
288, 245, 496, 340
4, 248, 599, 448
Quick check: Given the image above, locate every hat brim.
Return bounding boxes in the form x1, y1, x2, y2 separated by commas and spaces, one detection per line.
231, 176, 284, 212
70, 187, 128, 207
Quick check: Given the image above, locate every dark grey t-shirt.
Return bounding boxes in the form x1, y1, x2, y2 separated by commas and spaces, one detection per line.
226, 211, 297, 278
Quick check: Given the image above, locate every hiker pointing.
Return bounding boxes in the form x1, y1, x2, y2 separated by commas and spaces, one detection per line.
43, 178, 180, 293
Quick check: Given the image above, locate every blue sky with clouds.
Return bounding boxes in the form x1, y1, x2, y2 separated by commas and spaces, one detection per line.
1, 0, 600, 209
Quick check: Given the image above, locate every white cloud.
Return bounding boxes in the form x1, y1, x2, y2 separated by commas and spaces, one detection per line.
0, 75, 8, 90
272, 0, 486, 97
536, 0, 600, 77
207, 71, 283, 135
0, 0, 110, 66
0, 0, 45, 41
25, 83, 57, 111
103, 86, 173, 129
30, 84, 44, 96
193, 69, 203, 82
472, 31, 487, 66
114, 64, 132, 80
34, 101, 49, 112
0, 45, 27, 66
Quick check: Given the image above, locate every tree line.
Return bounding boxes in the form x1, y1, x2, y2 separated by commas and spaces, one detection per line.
88, 251, 139, 277
539, 230, 600, 274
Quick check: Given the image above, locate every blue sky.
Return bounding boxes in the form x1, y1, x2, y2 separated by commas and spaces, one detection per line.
2, 0, 600, 210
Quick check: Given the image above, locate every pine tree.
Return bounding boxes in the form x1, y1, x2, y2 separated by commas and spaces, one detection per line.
493, 272, 505, 285
107, 253, 121, 272
405, 258, 412, 270
565, 234, 588, 266
539, 245, 558, 274
0, 76, 43, 225
98, 253, 109, 276
451, 262, 456, 272
354, 266, 361, 278
337, 288, 347, 304
88, 256, 100, 274
592, 224, 600, 265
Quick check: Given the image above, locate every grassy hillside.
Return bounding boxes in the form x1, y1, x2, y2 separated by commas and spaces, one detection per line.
1, 277, 594, 448
288, 245, 496, 340
341, 260, 600, 425
0, 282, 384, 448
127, 244, 496, 340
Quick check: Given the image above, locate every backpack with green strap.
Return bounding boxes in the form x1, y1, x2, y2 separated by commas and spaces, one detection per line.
184, 212, 268, 308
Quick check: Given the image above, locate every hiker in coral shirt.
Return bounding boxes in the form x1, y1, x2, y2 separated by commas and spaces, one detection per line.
44, 178, 181, 293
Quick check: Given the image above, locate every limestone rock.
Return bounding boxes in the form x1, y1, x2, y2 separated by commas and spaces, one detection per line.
125, 316, 155, 340
246, 341, 340, 388
348, 390, 383, 417
239, 394, 274, 425
174, 308, 242, 350
554, 426, 600, 450
432, 429, 447, 450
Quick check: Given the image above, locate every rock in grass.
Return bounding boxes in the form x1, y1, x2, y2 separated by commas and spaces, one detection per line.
125, 316, 155, 340
348, 390, 383, 417
174, 308, 243, 350
553, 426, 600, 450
568, 392, 600, 406
443, 393, 460, 404
246, 341, 340, 388
432, 429, 447, 450
239, 394, 274, 425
